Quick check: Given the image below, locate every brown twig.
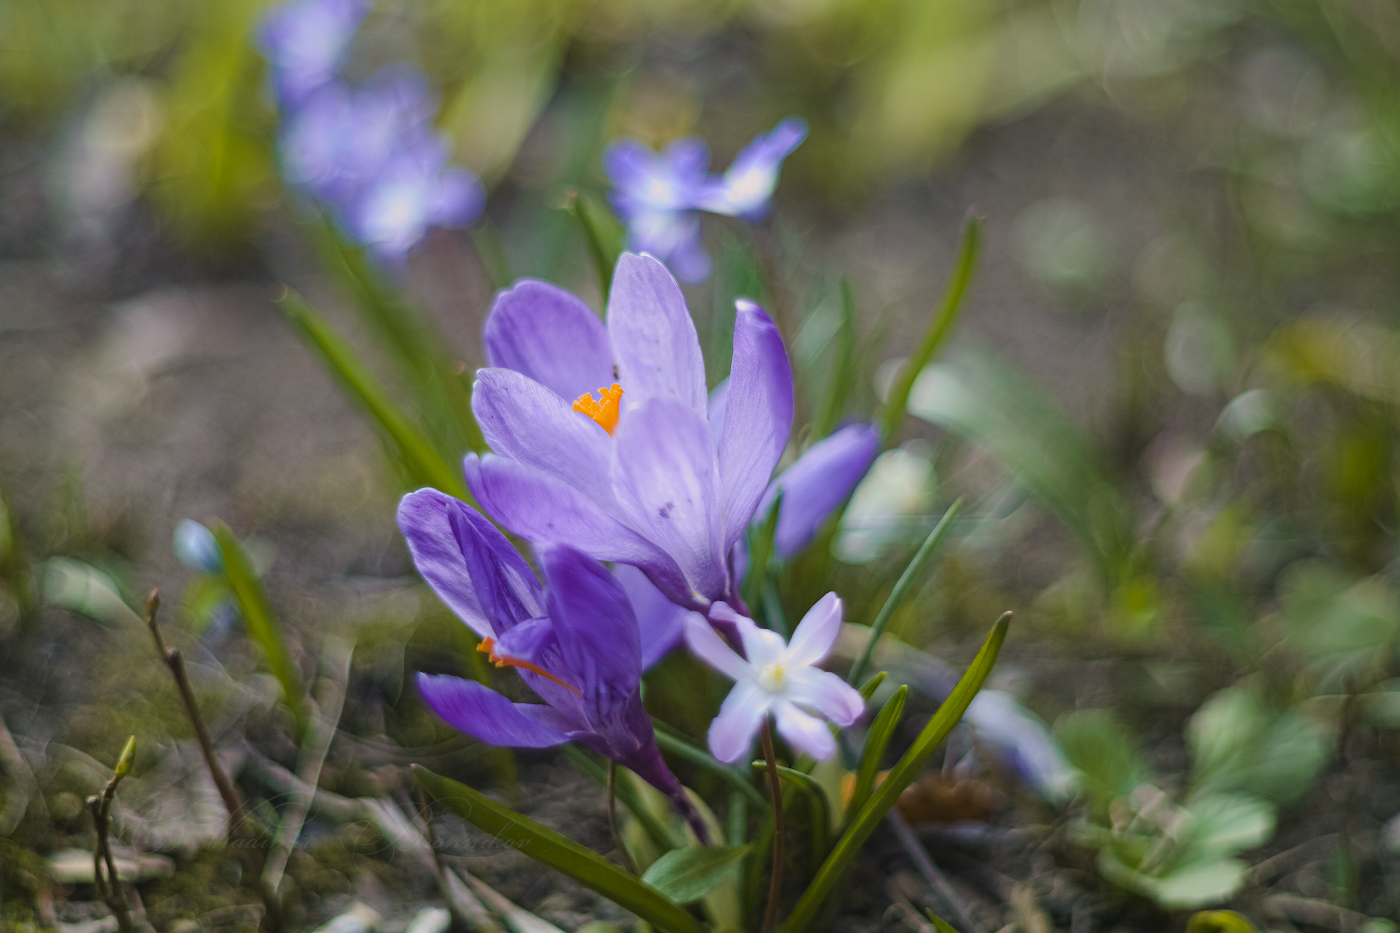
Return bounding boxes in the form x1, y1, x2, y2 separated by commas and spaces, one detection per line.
606, 760, 638, 875
888, 810, 984, 933
88, 737, 136, 933
761, 719, 784, 933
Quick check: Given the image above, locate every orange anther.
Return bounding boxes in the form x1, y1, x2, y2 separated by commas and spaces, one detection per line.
477, 637, 582, 696
572, 383, 624, 435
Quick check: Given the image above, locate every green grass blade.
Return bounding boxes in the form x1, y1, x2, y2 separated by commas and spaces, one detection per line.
847, 499, 963, 686
1186, 911, 1262, 933
782, 612, 1011, 933
472, 219, 514, 291
752, 762, 829, 870
415, 766, 705, 933
566, 190, 625, 302
812, 277, 858, 440
641, 845, 750, 904
742, 492, 783, 630
858, 672, 888, 701
213, 524, 306, 738
652, 720, 768, 811
848, 685, 908, 823
279, 289, 470, 501
879, 215, 981, 442
562, 745, 679, 853
926, 909, 961, 933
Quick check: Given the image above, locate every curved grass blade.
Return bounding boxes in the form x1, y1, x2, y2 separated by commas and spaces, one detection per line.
782, 612, 1011, 933
848, 499, 963, 686
279, 289, 470, 501
752, 762, 830, 870
566, 190, 625, 302
1186, 911, 1262, 933
652, 720, 768, 811
858, 672, 888, 702
414, 766, 705, 933
812, 277, 858, 440
848, 685, 908, 824
880, 214, 981, 442
926, 909, 961, 933
213, 524, 306, 738
561, 745, 678, 853
641, 845, 750, 905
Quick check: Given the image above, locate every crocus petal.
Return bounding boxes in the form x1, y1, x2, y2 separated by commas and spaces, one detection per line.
611, 398, 727, 603
707, 380, 728, 446
446, 501, 546, 632
483, 280, 615, 403
606, 253, 707, 415
763, 422, 880, 559
709, 680, 771, 763
773, 700, 835, 760
397, 488, 542, 637
717, 300, 793, 553
783, 592, 843, 668
616, 564, 688, 670
465, 454, 694, 606
417, 674, 567, 748
472, 368, 615, 505
541, 545, 642, 708
683, 612, 749, 682
785, 667, 865, 727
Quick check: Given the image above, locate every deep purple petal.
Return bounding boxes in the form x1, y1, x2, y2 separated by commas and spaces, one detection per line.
472, 368, 615, 505
611, 398, 726, 603
709, 680, 771, 764
483, 280, 614, 403
773, 700, 835, 760
606, 253, 708, 415
786, 667, 865, 727
417, 673, 568, 748
540, 545, 642, 710
397, 488, 542, 637
761, 422, 879, 559
616, 564, 688, 670
464, 454, 694, 606
784, 591, 842, 668
717, 300, 793, 554
445, 503, 544, 633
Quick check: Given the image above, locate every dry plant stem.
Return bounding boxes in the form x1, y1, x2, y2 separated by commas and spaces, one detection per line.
888, 810, 983, 933
761, 719, 784, 933
88, 771, 134, 933
606, 760, 638, 875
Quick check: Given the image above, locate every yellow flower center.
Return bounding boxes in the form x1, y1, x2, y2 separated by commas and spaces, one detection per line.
758, 662, 787, 693
572, 383, 624, 435
477, 637, 581, 696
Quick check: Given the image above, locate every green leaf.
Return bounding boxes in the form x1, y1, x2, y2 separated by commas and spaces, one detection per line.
415, 767, 705, 933
640, 845, 750, 905
1186, 910, 1262, 933
849, 685, 907, 822
1098, 849, 1247, 910
567, 190, 625, 302
925, 910, 961, 933
652, 720, 769, 811
751, 762, 830, 870
279, 289, 470, 501
214, 524, 306, 738
561, 745, 679, 854
847, 499, 963, 686
812, 278, 858, 440
1056, 710, 1147, 820
782, 611, 1010, 933
879, 215, 981, 441
1187, 681, 1329, 807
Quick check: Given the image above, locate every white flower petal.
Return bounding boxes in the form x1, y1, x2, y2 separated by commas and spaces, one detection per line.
709, 681, 771, 763
773, 701, 835, 761
784, 592, 842, 668
786, 667, 866, 727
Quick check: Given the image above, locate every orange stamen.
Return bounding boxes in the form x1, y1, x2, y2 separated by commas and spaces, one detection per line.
477, 637, 582, 696
572, 383, 624, 435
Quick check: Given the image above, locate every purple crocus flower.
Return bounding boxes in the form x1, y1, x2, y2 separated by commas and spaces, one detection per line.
259, 0, 369, 107
682, 594, 865, 762
399, 488, 708, 838
466, 252, 794, 620
696, 118, 808, 222
603, 119, 806, 283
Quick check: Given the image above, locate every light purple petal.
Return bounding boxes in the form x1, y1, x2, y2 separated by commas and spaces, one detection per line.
698, 117, 808, 221
784, 592, 842, 668
717, 300, 793, 553
259, 0, 368, 105
606, 253, 708, 415
397, 488, 542, 638
707, 380, 728, 445
417, 673, 568, 748
464, 453, 694, 606
611, 398, 726, 603
761, 422, 879, 559
426, 166, 485, 229
734, 612, 786, 669
483, 280, 614, 403
773, 700, 835, 760
786, 667, 865, 727
616, 564, 688, 670
664, 137, 711, 181
709, 680, 771, 763
472, 367, 615, 505
683, 612, 749, 682
540, 544, 642, 708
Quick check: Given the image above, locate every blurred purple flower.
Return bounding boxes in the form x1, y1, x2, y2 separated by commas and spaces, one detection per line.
466, 253, 793, 618
683, 594, 864, 762
399, 488, 708, 839
259, 0, 369, 107
965, 690, 1077, 802
603, 118, 806, 283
